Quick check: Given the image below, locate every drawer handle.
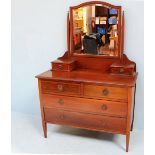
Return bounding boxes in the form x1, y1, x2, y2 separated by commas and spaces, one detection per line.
102, 88, 109, 96
58, 99, 64, 105
59, 114, 65, 119
101, 122, 107, 128
101, 104, 107, 110
119, 68, 124, 73
58, 64, 63, 70
57, 84, 63, 92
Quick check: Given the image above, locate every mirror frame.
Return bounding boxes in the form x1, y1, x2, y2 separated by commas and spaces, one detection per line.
69, 1, 122, 58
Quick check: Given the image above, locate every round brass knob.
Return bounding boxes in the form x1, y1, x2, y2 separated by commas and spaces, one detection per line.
102, 88, 109, 96
119, 68, 124, 73
59, 114, 64, 119
58, 64, 63, 70
101, 122, 107, 128
101, 104, 107, 110
58, 99, 64, 105
57, 84, 63, 92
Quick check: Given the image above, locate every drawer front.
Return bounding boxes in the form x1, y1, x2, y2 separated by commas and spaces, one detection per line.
41, 80, 81, 95
42, 94, 127, 117
44, 108, 126, 133
111, 67, 134, 75
84, 84, 128, 101
52, 61, 76, 72
52, 63, 68, 71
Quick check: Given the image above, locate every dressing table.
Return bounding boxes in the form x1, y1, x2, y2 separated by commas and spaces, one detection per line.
36, 1, 137, 152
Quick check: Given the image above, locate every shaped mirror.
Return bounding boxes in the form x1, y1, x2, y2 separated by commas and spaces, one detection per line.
70, 2, 122, 57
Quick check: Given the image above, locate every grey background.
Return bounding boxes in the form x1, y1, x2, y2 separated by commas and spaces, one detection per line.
12, 0, 144, 129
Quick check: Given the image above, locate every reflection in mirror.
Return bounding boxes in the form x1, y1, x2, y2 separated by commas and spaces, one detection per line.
73, 4, 119, 56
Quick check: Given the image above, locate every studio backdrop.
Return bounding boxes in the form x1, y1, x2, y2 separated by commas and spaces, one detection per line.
12, 0, 144, 130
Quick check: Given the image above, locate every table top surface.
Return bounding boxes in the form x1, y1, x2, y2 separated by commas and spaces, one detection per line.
36, 69, 137, 87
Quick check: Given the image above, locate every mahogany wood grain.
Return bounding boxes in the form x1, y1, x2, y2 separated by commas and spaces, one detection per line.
67, 12, 70, 58
52, 62, 69, 71
42, 94, 127, 117
110, 67, 134, 75
44, 107, 127, 134
38, 79, 47, 138
36, 68, 137, 87
36, 1, 137, 152
131, 84, 136, 131
118, 5, 122, 58
70, 1, 121, 9
83, 84, 128, 101
41, 80, 81, 96
52, 59, 76, 72
73, 56, 119, 72
110, 55, 136, 76
70, 7, 73, 57
126, 87, 133, 152
121, 11, 125, 59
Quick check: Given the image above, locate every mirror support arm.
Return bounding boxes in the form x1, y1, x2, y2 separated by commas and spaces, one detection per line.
67, 11, 70, 58
121, 11, 125, 62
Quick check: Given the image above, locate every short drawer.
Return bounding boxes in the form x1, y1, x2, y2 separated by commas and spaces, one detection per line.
42, 94, 127, 117
44, 108, 126, 133
52, 63, 70, 71
52, 60, 76, 72
41, 80, 81, 95
110, 67, 134, 75
84, 84, 128, 101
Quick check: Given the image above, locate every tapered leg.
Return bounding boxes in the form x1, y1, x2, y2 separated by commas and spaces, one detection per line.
131, 121, 134, 131
42, 121, 47, 138
126, 133, 130, 152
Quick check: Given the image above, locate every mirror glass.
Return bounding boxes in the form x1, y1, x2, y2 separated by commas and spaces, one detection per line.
72, 4, 119, 56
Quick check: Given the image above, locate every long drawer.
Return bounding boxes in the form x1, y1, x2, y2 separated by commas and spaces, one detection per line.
44, 108, 126, 134
41, 80, 81, 96
42, 94, 127, 117
84, 84, 128, 101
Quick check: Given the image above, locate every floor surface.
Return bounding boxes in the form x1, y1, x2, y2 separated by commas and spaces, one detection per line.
11, 111, 144, 154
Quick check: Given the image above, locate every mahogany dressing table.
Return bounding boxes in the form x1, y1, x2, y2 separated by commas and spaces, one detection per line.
36, 1, 137, 152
